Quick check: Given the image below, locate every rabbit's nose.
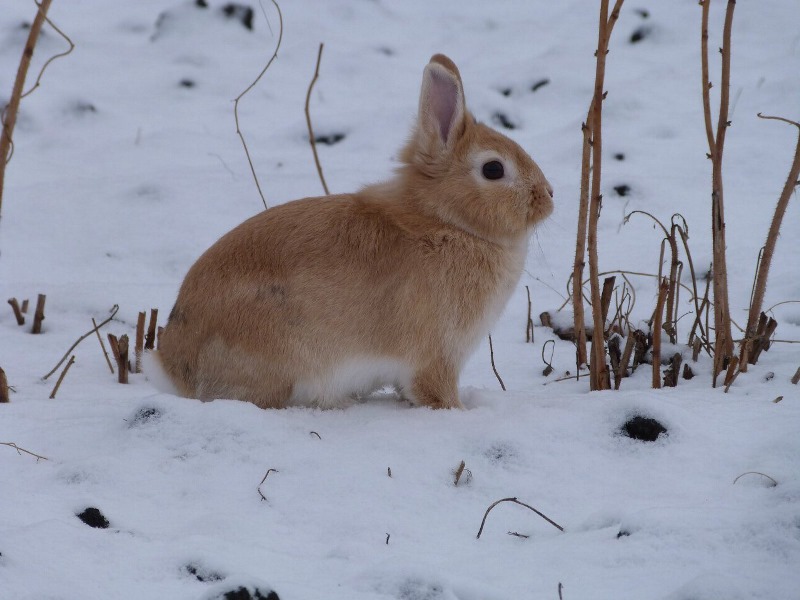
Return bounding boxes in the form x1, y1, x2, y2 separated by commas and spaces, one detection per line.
546, 184, 554, 199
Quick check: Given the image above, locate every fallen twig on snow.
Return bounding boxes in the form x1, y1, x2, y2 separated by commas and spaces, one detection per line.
476, 496, 563, 539
42, 304, 119, 380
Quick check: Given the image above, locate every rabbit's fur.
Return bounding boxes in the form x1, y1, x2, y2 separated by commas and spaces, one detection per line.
157, 54, 553, 409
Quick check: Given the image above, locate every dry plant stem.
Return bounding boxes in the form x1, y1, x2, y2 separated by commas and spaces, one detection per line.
488, 334, 506, 391
49, 355, 75, 399
0, 442, 48, 461
454, 460, 466, 486
651, 279, 669, 389
20, 4, 75, 100
476, 497, 564, 539
600, 276, 616, 325
791, 367, 800, 385
135, 311, 145, 374
0, 367, 9, 403
559, 583, 564, 600
615, 331, 635, 389
31, 294, 46, 334
92, 317, 114, 374
117, 335, 129, 384
21, 298, 29, 313
525, 285, 534, 343
8, 298, 25, 325
145, 308, 158, 351
704, 0, 737, 384
42, 304, 119, 380
305, 43, 330, 195
571, 121, 592, 368
257, 468, 278, 501
742, 115, 800, 358
732, 471, 777, 487
0, 0, 53, 216
233, 0, 283, 210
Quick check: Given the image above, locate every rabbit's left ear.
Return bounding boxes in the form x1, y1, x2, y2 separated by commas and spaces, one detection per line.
416, 54, 468, 155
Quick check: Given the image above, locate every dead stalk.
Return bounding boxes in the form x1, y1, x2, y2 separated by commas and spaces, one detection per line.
453, 460, 466, 486
651, 279, 669, 389
233, 0, 283, 210
0, 442, 48, 461
42, 305, 119, 380
0, 0, 53, 216
791, 366, 800, 385
8, 298, 25, 325
257, 468, 279, 502
135, 312, 146, 374
525, 285, 534, 343
476, 497, 564, 539
31, 293, 46, 334
740, 114, 800, 368
305, 42, 330, 195
93, 317, 114, 374
145, 308, 158, 351
488, 334, 506, 391
49, 355, 75, 399
0, 367, 9, 403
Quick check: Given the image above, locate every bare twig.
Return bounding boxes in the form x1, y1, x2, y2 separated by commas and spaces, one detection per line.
233, 0, 283, 210
488, 334, 506, 391
305, 42, 330, 195
135, 311, 145, 374
0, 0, 53, 216
257, 468, 279, 501
525, 285, 534, 343
0, 367, 9, 403
144, 309, 158, 351
453, 460, 466, 486
740, 114, 800, 369
733, 471, 777, 487
1, 441, 48, 461
93, 317, 114, 374
49, 355, 75, 399
31, 293, 46, 334
476, 497, 564, 539
651, 279, 669, 389
542, 339, 555, 377
792, 366, 800, 385
21, 3, 75, 99
116, 335, 129, 384
8, 298, 25, 325
559, 583, 564, 600
42, 304, 119, 380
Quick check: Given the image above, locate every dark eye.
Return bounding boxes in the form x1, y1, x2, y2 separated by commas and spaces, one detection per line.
482, 160, 504, 180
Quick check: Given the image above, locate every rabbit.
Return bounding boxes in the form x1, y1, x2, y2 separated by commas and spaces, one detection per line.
156, 53, 553, 409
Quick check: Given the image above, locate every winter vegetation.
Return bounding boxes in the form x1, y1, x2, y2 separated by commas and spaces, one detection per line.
1, 1, 799, 599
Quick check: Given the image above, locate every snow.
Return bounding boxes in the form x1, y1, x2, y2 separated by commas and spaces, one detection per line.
1, 1, 799, 599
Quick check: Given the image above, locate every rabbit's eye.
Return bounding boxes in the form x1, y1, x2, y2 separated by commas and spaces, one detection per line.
482, 160, 504, 180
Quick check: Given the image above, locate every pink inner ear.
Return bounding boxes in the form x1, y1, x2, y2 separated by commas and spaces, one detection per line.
428, 69, 459, 143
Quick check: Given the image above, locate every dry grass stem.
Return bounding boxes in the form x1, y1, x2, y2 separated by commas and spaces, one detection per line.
488, 334, 506, 391
93, 317, 114, 374
8, 298, 25, 325
651, 279, 669, 389
791, 367, 800, 385
453, 460, 466, 486
525, 285, 534, 343
0, 367, 9, 403
732, 471, 777, 487
305, 42, 330, 195
42, 304, 119, 380
135, 311, 146, 374
145, 308, 158, 351
21, 298, 29, 313
257, 468, 279, 502
49, 355, 75, 399
21, 3, 74, 100
31, 293, 46, 334
0, 0, 53, 216
108, 334, 129, 384
615, 332, 636, 389
233, 0, 283, 210
476, 496, 564, 539
0, 441, 48, 461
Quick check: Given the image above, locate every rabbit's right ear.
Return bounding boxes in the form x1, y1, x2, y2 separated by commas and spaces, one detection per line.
414, 54, 468, 159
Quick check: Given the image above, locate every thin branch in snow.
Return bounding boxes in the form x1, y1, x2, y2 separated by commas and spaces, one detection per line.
0, 442, 49, 462
476, 497, 563, 539
42, 304, 119, 380
8, 298, 25, 325
233, 0, 283, 210
49, 355, 75, 399
733, 471, 777, 487
488, 334, 506, 391
257, 468, 279, 502
93, 318, 114, 374
305, 43, 330, 195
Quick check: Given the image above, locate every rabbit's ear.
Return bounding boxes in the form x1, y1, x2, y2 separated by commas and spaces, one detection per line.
416, 54, 467, 155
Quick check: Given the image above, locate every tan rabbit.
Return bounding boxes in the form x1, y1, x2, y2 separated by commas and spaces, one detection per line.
156, 54, 553, 409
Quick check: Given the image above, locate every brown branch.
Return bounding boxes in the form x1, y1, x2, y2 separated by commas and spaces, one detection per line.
145, 308, 158, 351
741, 114, 800, 365
651, 279, 669, 389
233, 0, 283, 210
31, 293, 46, 334
0, 441, 48, 461
488, 334, 506, 391
525, 285, 534, 343
49, 355, 75, 399
476, 497, 564, 539
135, 311, 145, 374
42, 304, 119, 380
21, 3, 75, 99
8, 298, 25, 325
93, 317, 114, 374
0, 367, 9, 403
257, 468, 279, 501
791, 366, 800, 385
453, 460, 466, 486
571, 120, 592, 368
700, 0, 716, 157
305, 42, 330, 195
0, 0, 53, 216
116, 335, 129, 384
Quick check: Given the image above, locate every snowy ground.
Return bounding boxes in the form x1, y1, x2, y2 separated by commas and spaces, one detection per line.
1, 1, 799, 599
